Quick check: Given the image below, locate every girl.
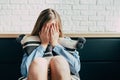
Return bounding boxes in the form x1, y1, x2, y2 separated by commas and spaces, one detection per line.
20, 8, 80, 80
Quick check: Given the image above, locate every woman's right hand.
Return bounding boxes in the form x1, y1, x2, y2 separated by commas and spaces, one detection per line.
39, 25, 50, 49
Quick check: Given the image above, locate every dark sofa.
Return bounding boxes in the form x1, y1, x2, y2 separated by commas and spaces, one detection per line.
0, 37, 120, 80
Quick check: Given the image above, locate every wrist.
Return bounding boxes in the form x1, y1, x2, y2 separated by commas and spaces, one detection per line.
41, 43, 48, 49
51, 42, 59, 47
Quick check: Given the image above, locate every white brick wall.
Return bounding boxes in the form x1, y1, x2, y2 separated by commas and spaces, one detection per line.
0, 0, 120, 34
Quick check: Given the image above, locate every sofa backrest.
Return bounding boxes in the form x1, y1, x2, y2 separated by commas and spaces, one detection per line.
0, 37, 120, 80
0, 38, 22, 80
79, 37, 120, 80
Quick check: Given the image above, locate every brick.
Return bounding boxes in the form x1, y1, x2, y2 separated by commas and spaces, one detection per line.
97, 10, 113, 16
72, 16, 88, 21
88, 5, 105, 10
114, 0, 120, 5
41, 4, 55, 10
45, 0, 61, 4
28, 0, 44, 4
62, 0, 79, 4
0, 0, 9, 4
81, 11, 96, 16
1, 4, 20, 10
105, 26, 116, 32
61, 15, 71, 21
105, 16, 116, 21
73, 5, 88, 10
106, 6, 119, 11
12, 26, 22, 33
80, 21, 96, 26
55, 5, 71, 10
55, 9, 64, 15
0, 15, 11, 21
97, 0, 113, 5
107, 21, 115, 27
20, 15, 36, 21
29, 9, 42, 16
0, 5, 1, 9
30, 5, 42, 10
89, 16, 105, 21
89, 26, 105, 32
96, 21, 106, 26
64, 10, 80, 15
11, 19, 21, 26
80, 0, 96, 5
20, 5, 31, 10
0, 10, 12, 15
10, 0, 27, 4
63, 20, 80, 26
21, 26, 33, 32
1, 4, 8, 9
12, 10, 29, 15
2, 26, 14, 32
114, 11, 120, 16
63, 25, 73, 31
78, 26, 89, 32
20, 21, 34, 27
0, 19, 11, 26
0, 26, 4, 33
115, 23, 120, 32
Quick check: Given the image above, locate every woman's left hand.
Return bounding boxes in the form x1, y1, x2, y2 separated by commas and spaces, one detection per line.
50, 23, 59, 47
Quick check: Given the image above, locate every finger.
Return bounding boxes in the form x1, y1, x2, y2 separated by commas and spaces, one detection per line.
55, 23, 59, 33
46, 24, 51, 33
49, 25, 52, 41
40, 26, 44, 34
49, 25, 53, 42
51, 26, 54, 38
51, 25, 54, 35
41, 25, 47, 34
46, 25, 50, 38
54, 23, 56, 32
39, 27, 44, 37
53, 24, 56, 33
57, 24, 59, 32
44, 25, 48, 33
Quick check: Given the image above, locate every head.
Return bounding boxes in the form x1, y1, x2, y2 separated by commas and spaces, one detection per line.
31, 8, 63, 37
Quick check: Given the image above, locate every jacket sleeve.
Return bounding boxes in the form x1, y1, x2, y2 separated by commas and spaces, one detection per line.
53, 44, 80, 75
21, 45, 46, 76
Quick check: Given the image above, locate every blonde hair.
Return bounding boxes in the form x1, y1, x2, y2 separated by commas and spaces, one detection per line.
31, 8, 63, 37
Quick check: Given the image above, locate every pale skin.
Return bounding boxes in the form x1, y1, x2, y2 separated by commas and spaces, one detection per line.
27, 20, 71, 80
40, 20, 59, 49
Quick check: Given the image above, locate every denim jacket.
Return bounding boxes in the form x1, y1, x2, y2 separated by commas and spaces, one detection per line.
20, 44, 80, 77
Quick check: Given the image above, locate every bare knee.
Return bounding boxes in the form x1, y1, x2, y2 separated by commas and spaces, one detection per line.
50, 56, 71, 80
28, 57, 48, 80
28, 57, 48, 73
50, 56, 69, 66
32, 57, 48, 66
51, 56, 70, 70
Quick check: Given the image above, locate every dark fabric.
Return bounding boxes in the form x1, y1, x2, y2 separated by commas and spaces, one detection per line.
1, 38, 120, 80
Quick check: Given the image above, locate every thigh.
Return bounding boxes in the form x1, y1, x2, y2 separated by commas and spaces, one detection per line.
50, 56, 71, 80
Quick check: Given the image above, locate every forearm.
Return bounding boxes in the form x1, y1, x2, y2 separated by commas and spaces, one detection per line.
35, 45, 46, 57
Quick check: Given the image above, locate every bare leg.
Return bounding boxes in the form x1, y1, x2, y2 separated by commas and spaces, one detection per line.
27, 57, 48, 80
50, 56, 71, 80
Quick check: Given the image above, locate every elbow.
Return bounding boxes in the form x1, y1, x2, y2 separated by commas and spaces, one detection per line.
75, 62, 81, 73
71, 61, 81, 74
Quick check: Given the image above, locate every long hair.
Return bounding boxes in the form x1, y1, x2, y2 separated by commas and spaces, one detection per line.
31, 8, 63, 37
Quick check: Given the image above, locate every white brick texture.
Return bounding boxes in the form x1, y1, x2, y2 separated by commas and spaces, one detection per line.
0, 0, 120, 34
